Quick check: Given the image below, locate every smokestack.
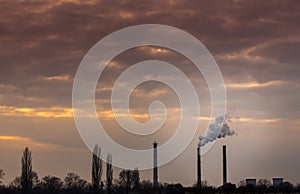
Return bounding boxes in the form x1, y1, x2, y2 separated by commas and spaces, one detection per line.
153, 141, 158, 187
223, 145, 227, 185
197, 146, 201, 188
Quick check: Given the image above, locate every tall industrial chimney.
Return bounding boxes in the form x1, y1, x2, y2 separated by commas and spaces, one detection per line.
153, 141, 158, 187
197, 146, 201, 188
223, 145, 227, 185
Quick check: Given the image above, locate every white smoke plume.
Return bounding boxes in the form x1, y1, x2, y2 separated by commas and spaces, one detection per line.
198, 114, 235, 147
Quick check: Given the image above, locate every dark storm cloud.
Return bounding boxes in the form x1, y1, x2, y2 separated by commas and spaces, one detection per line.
1, 1, 299, 71
0, 0, 298, 121
0, 1, 294, 124
0, 0, 299, 119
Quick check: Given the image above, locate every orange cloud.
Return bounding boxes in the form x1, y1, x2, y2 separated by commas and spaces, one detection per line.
0, 105, 172, 121
97, 107, 181, 123
0, 106, 73, 118
138, 46, 171, 55
42, 74, 71, 81
118, 11, 134, 19
0, 135, 51, 149
0, 135, 30, 141
226, 80, 285, 89
0, 104, 280, 125
237, 117, 279, 123
131, 87, 169, 98
197, 116, 279, 123
98, 110, 153, 123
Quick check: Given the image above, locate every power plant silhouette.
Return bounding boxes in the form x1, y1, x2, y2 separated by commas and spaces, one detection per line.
153, 141, 158, 187
196, 144, 227, 187
152, 141, 229, 187
152, 142, 285, 188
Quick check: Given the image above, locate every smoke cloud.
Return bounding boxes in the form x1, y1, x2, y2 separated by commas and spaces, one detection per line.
198, 114, 235, 147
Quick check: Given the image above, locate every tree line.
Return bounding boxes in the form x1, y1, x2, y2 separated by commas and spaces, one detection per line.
0, 146, 144, 194
1, 147, 300, 194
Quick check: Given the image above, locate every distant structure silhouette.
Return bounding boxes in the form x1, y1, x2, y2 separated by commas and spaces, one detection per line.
0, 146, 296, 194
197, 146, 201, 188
273, 177, 284, 186
153, 141, 158, 188
246, 178, 257, 186
223, 145, 227, 185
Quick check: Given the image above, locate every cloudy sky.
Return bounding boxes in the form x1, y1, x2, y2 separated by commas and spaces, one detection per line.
1, 0, 300, 186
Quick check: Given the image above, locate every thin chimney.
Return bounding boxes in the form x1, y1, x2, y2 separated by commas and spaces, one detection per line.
223, 145, 227, 185
153, 141, 158, 187
197, 146, 201, 188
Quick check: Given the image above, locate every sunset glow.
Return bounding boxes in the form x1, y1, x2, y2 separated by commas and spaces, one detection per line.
0, 0, 299, 188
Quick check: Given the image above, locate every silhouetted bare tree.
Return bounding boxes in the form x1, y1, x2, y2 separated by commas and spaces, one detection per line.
10, 176, 21, 189
295, 183, 300, 193
237, 179, 246, 187
257, 178, 271, 193
132, 168, 140, 192
31, 171, 40, 188
21, 147, 32, 194
92, 145, 102, 194
64, 172, 88, 191
140, 180, 153, 193
258, 178, 271, 187
64, 172, 80, 189
0, 169, 4, 185
119, 170, 135, 194
39, 175, 63, 193
218, 182, 236, 194
106, 153, 113, 194
9, 171, 38, 190
277, 181, 293, 193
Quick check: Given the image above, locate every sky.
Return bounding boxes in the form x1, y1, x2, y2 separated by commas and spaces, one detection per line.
1, 0, 300, 187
